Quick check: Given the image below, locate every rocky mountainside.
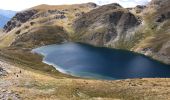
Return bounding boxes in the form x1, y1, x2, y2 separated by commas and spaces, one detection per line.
0, 0, 170, 64
0, 3, 97, 48
73, 3, 140, 47
3, 9, 38, 32
133, 0, 170, 64
73, 0, 170, 64
127, 5, 146, 16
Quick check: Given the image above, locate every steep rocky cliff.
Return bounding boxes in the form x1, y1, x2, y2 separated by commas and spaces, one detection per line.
73, 3, 140, 47
3, 10, 38, 32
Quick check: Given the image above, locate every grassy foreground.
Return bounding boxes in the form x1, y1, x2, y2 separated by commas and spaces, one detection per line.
0, 47, 169, 100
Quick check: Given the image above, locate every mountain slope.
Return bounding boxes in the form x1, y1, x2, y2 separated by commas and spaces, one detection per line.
1, 3, 141, 49
0, 0, 170, 64
0, 3, 97, 48
73, 3, 140, 47
72, 0, 170, 64
132, 0, 170, 64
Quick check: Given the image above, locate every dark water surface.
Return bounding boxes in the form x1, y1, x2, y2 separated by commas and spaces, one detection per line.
32, 42, 170, 80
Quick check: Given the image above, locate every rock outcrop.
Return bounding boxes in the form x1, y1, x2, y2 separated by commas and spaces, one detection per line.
3, 10, 38, 32
128, 5, 146, 15
0, 67, 7, 76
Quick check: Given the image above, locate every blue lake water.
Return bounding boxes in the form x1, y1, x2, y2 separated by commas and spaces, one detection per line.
32, 42, 170, 80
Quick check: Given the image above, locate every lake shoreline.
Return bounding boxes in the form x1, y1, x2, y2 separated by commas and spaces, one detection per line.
0, 47, 170, 99
33, 42, 170, 80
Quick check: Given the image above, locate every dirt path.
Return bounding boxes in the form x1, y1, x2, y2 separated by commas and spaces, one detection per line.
0, 61, 20, 100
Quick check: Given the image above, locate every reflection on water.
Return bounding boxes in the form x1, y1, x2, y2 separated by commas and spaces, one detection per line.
32, 42, 170, 80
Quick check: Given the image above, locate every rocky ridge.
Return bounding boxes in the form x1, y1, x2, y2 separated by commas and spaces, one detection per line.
3, 10, 38, 32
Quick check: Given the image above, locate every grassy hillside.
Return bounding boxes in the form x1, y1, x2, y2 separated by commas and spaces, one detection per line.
131, 0, 170, 64
0, 3, 97, 48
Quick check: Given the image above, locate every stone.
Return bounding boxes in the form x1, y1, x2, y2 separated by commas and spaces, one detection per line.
3, 9, 38, 32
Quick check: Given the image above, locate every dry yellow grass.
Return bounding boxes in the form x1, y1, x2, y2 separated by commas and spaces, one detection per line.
31, 3, 94, 11
1, 59, 170, 100
0, 3, 94, 49
0, 31, 17, 48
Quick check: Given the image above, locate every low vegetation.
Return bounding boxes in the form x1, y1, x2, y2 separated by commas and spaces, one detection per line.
0, 0, 170, 99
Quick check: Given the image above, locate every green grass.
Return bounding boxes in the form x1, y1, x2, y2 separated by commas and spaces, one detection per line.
0, 47, 72, 78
